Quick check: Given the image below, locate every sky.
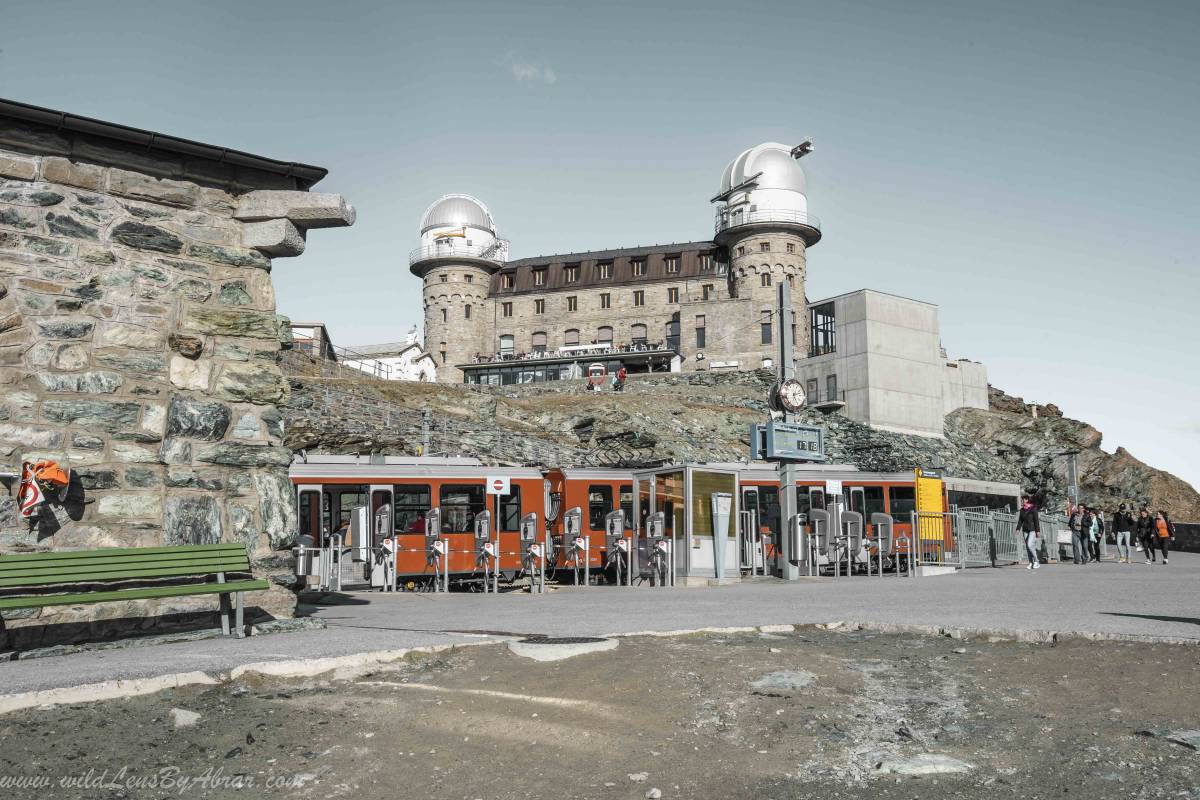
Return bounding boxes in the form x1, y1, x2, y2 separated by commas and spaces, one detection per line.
3, 0, 1197, 492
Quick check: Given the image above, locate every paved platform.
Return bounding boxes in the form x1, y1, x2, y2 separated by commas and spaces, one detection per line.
2, 554, 1197, 698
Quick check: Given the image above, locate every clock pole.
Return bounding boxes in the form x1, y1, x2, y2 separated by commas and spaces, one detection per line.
775, 281, 802, 580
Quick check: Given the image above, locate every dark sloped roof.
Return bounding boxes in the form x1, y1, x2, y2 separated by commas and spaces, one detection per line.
0, 97, 328, 189
506, 240, 715, 268
493, 241, 725, 295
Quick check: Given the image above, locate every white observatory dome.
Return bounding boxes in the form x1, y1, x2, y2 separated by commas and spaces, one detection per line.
419, 194, 496, 236
719, 142, 807, 197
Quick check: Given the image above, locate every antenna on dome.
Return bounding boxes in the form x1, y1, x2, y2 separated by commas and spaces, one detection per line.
790, 139, 814, 159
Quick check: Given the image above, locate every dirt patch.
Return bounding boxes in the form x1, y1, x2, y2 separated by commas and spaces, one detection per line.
1, 630, 1198, 799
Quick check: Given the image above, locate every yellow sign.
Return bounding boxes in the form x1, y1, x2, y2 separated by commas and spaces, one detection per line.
914, 468, 945, 542
433, 227, 466, 239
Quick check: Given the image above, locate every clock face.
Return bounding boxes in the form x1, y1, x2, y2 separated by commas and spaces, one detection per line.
777, 379, 807, 412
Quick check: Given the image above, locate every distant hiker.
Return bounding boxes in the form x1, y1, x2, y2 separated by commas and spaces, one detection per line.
1112, 503, 1134, 563
1089, 509, 1103, 563
1017, 495, 1041, 570
1135, 507, 1157, 564
615, 366, 627, 392
1068, 504, 1086, 564
1151, 511, 1174, 565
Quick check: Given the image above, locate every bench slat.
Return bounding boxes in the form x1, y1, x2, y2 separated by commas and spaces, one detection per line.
0, 560, 254, 588
0, 579, 270, 610
0, 551, 251, 575
0, 544, 246, 564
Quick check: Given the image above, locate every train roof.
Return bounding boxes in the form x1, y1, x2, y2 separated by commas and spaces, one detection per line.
290, 455, 543, 481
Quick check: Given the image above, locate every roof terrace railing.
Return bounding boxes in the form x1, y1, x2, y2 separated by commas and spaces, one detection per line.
409, 240, 508, 266
714, 207, 821, 235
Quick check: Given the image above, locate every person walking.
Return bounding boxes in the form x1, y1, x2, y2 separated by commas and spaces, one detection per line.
1135, 507, 1156, 564
1089, 508, 1104, 563
1112, 503, 1134, 563
1068, 504, 1085, 564
1152, 511, 1173, 565
1017, 495, 1041, 570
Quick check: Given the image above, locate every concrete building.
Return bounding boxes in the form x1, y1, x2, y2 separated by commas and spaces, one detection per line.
409, 141, 986, 437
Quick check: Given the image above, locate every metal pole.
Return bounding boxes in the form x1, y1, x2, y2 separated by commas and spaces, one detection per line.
776, 282, 801, 580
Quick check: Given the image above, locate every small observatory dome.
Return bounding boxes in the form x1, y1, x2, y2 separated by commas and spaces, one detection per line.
714, 142, 819, 245
419, 194, 497, 236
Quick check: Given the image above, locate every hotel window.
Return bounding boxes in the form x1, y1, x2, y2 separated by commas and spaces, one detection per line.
441, 308, 447, 323
633, 290, 644, 307
631, 323, 647, 344
827, 374, 838, 402
440, 343, 447, 364
666, 313, 680, 351
702, 284, 714, 300
502, 302, 513, 318
535, 299, 545, 314
664, 255, 679, 273
695, 315, 706, 348
698, 253, 712, 272
465, 274, 473, 283
533, 269, 546, 287
596, 326, 613, 344
499, 334, 514, 355
760, 310, 772, 345
440, 274, 448, 283
567, 296, 577, 312
564, 264, 579, 283
807, 378, 818, 401
564, 328, 580, 346
632, 259, 646, 277
532, 332, 548, 353
600, 293, 611, 309
760, 242, 770, 253
597, 262, 613, 280
736, 246, 745, 257
464, 305, 471, 319
761, 272, 772, 287
786, 242, 796, 254
667, 287, 679, 303
501, 273, 513, 289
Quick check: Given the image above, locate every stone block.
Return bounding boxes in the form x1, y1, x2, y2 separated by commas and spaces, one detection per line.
232, 412, 262, 439
41, 157, 106, 191
41, 399, 141, 432
0, 423, 63, 450
234, 191, 356, 229
45, 213, 99, 240
169, 355, 213, 391
185, 243, 270, 270
111, 221, 184, 254
253, 469, 296, 548
0, 188, 64, 207
36, 371, 122, 393
164, 494, 222, 546
107, 168, 199, 208
241, 219, 305, 257
213, 362, 286, 404
96, 493, 161, 521
110, 442, 158, 463
165, 393, 231, 441
0, 153, 38, 180
75, 467, 120, 490
98, 323, 164, 350
173, 278, 212, 302
195, 442, 292, 467
35, 317, 94, 340
181, 306, 278, 339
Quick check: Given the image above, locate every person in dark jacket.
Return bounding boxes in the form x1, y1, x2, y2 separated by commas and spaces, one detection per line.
1112, 503, 1134, 563
1016, 495, 1041, 570
1135, 507, 1157, 564
1068, 504, 1085, 564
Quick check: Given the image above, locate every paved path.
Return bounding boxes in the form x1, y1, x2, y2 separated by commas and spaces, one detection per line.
2, 554, 1197, 697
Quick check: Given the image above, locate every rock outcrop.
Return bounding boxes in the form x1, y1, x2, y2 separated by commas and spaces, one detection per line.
280, 360, 1200, 520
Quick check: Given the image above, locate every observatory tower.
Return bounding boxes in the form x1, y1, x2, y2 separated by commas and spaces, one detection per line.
409, 194, 508, 382
712, 142, 821, 360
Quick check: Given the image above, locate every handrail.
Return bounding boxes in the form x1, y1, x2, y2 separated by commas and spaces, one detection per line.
715, 207, 821, 234
409, 241, 508, 266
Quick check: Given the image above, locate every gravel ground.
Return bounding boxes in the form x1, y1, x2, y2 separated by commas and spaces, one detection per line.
2, 628, 1199, 800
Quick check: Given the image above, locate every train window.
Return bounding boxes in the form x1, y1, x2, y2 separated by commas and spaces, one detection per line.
393, 484, 431, 533
888, 486, 916, 523
499, 486, 522, 532
298, 490, 320, 538
796, 488, 811, 521
758, 486, 781, 535
588, 485, 613, 530
440, 484, 485, 533
863, 486, 886, 519
619, 485, 633, 529
336, 489, 366, 530
803, 487, 825, 511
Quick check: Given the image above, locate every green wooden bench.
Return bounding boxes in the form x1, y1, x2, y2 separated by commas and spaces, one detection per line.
0, 543, 269, 640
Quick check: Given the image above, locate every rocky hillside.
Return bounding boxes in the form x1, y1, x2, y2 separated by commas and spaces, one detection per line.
281, 358, 1200, 519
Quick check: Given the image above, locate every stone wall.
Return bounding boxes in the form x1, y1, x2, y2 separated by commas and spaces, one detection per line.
0, 114, 352, 636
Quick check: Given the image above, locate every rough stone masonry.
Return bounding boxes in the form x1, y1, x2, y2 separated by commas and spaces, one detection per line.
0, 99, 353, 631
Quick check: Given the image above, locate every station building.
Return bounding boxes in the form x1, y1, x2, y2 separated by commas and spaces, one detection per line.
406, 142, 987, 437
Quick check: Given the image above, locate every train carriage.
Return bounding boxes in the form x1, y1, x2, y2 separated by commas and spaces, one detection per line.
542, 467, 634, 576
291, 455, 546, 585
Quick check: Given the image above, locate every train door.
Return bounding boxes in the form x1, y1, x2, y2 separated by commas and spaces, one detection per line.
296, 484, 324, 544
328, 485, 368, 539
370, 485, 393, 549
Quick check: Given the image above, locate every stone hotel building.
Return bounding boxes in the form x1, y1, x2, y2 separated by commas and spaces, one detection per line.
409, 142, 987, 437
